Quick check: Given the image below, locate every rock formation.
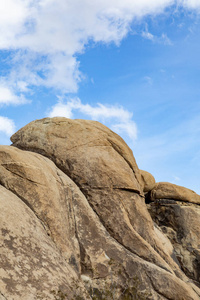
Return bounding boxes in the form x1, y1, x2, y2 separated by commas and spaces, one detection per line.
0, 117, 200, 299
149, 183, 200, 287
140, 170, 156, 194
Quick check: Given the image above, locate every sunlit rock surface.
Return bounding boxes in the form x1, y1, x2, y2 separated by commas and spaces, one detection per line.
0, 117, 200, 299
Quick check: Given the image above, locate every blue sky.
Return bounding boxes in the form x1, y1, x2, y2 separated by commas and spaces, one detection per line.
0, 1, 200, 193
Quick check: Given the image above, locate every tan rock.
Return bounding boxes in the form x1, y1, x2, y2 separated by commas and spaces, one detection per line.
71, 180, 200, 300
151, 182, 200, 204
149, 200, 200, 285
1, 146, 199, 299
0, 185, 87, 300
10, 118, 184, 275
0, 145, 80, 268
140, 169, 156, 193
0, 145, 176, 299
11, 117, 143, 192
1, 117, 198, 298
1, 168, 199, 299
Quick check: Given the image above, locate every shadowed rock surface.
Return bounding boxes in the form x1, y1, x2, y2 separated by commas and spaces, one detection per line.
148, 199, 200, 287
148, 182, 200, 287
0, 117, 200, 299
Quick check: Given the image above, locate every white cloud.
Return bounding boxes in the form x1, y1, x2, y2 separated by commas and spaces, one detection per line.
0, 0, 191, 95
112, 121, 137, 140
179, 0, 200, 10
142, 31, 155, 41
0, 83, 28, 105
48, 97, 137, 140
0, 0, 199, 96
48, 99, 73, 119
0, 116, 15, 136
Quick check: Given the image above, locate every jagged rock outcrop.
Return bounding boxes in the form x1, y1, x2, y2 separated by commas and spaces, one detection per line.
1, 117, 200, 299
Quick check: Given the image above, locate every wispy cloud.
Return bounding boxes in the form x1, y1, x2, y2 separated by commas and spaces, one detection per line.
142, 31, 155, 41
48, 97, 137, 140
143, 76, 153, 85
0, 116, 15, 136
142, 29, 172, 45
133, 113, 200, 191
0, 82, 28, 105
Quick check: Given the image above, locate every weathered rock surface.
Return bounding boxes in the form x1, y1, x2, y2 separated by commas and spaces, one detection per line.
147, 181, 200, 288
149, 199, 200, 287
11, 117, 143, 192
140, 170, 156, 193
0, 185, 86, 300
1, 117, 200, 299
0, 146, 80, 266
151, 182, 200, 204
9, 118, 185, 274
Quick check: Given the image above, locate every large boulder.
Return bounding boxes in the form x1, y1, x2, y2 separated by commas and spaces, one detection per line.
11, 117, 143, 193
151, 182, 200, 204
140, 170, 156, 193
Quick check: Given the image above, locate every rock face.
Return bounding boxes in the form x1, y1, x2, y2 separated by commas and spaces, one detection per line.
140, 170, 156, 193
0, 185, 84, 300
148, 182, 200, 288
149, 200, 200, 286
1, 117, 200, 299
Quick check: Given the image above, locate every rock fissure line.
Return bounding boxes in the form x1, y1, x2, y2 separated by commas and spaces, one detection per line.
11, 143, 142, 196
0, 182, 55, 245
153, 198, 200, 206
145, 273, 171, 300
0, 292, 7, 300
51, 167, 147, 269
65, 178, 169, 275
79, 186, 142, 195
1, 165, 45, 187
70, 195, 83, 273
55, 169, 88, 275
78, 186, 173, 275
113, 187, 144, 197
